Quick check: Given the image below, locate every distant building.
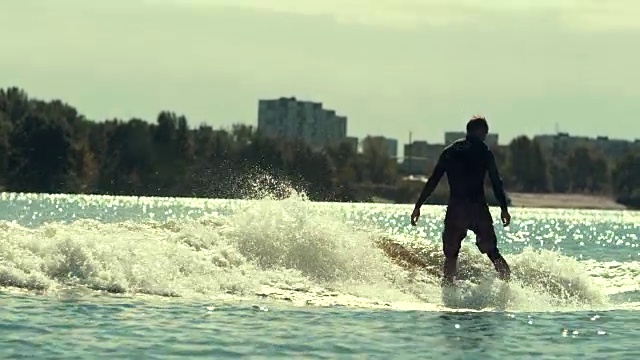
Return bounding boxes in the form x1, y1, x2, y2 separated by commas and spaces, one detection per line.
401, 141, 443, 174
366, 136, 399, 159
400, 130, 500, 174
257, 97, 348, 149
344, 136, 359, 153
533, 133, 588, 153
533, 132, 636, 158
444, 131, 498, 147
385, 138, 398, 159
592, 136, 631, 157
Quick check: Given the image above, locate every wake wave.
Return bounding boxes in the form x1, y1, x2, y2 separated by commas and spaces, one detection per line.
0, 189, 635, 312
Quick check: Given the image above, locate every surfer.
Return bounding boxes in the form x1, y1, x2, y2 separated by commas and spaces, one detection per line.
410, 116, 511, 287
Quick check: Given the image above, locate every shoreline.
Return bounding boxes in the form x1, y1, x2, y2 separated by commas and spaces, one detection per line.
507, 192, 627, 210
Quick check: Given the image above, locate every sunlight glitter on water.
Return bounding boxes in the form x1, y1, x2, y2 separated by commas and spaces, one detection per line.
0, 191, 638, 311
1, 192, 639, 358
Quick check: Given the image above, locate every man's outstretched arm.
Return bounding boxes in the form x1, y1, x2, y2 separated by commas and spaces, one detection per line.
414, 153, 446, 208
487, 150, 509, 212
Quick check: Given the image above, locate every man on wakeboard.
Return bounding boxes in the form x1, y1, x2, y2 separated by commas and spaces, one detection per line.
410, 116, 511, 287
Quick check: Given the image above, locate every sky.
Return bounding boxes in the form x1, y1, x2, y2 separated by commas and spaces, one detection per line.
1, 0, 639, 148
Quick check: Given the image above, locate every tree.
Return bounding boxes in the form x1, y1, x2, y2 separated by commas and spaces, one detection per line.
507, 136, 550, 192
548, 159, 571, 193
8, 113, 73, 193
361, 136, 397, 185
0, 85, 635, 206
0, 114, 11, 187
611, 150, 640, 206
99, 119, 156, 195
0, 87, 31, 124
566, 146, 610, 193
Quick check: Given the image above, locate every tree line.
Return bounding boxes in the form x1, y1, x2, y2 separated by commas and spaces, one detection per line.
0, 87, 638, 208
494, 135, 640, 207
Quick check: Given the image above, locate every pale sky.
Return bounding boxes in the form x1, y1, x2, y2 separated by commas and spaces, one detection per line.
1, 0, 639, 148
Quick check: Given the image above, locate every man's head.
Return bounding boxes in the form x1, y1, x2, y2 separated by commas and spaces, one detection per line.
466, 116, 489, 141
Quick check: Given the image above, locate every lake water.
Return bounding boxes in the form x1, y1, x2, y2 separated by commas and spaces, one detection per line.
1, 191, 639, 359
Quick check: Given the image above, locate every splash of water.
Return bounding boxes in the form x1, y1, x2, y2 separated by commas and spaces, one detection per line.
0, 179, 626, 312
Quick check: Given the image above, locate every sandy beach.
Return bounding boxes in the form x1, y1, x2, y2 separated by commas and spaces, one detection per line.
508, 192, 627, 210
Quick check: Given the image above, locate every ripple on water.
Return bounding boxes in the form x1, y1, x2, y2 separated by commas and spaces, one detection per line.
0, 192, 639, 358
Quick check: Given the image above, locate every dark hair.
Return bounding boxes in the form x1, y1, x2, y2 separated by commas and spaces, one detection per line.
466, 116, 489, 134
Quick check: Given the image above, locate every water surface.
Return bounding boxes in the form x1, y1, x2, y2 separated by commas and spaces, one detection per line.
1, 192, 639, 359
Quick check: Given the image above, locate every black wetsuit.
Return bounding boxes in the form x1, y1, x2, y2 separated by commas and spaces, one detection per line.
415, 135, 508, 211
414, 135, 509, 258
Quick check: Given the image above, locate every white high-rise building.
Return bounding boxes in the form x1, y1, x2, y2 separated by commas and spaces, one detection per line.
257, 97, 348, 149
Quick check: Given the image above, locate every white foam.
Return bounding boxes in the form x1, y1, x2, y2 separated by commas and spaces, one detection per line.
0, 190, 635, 312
